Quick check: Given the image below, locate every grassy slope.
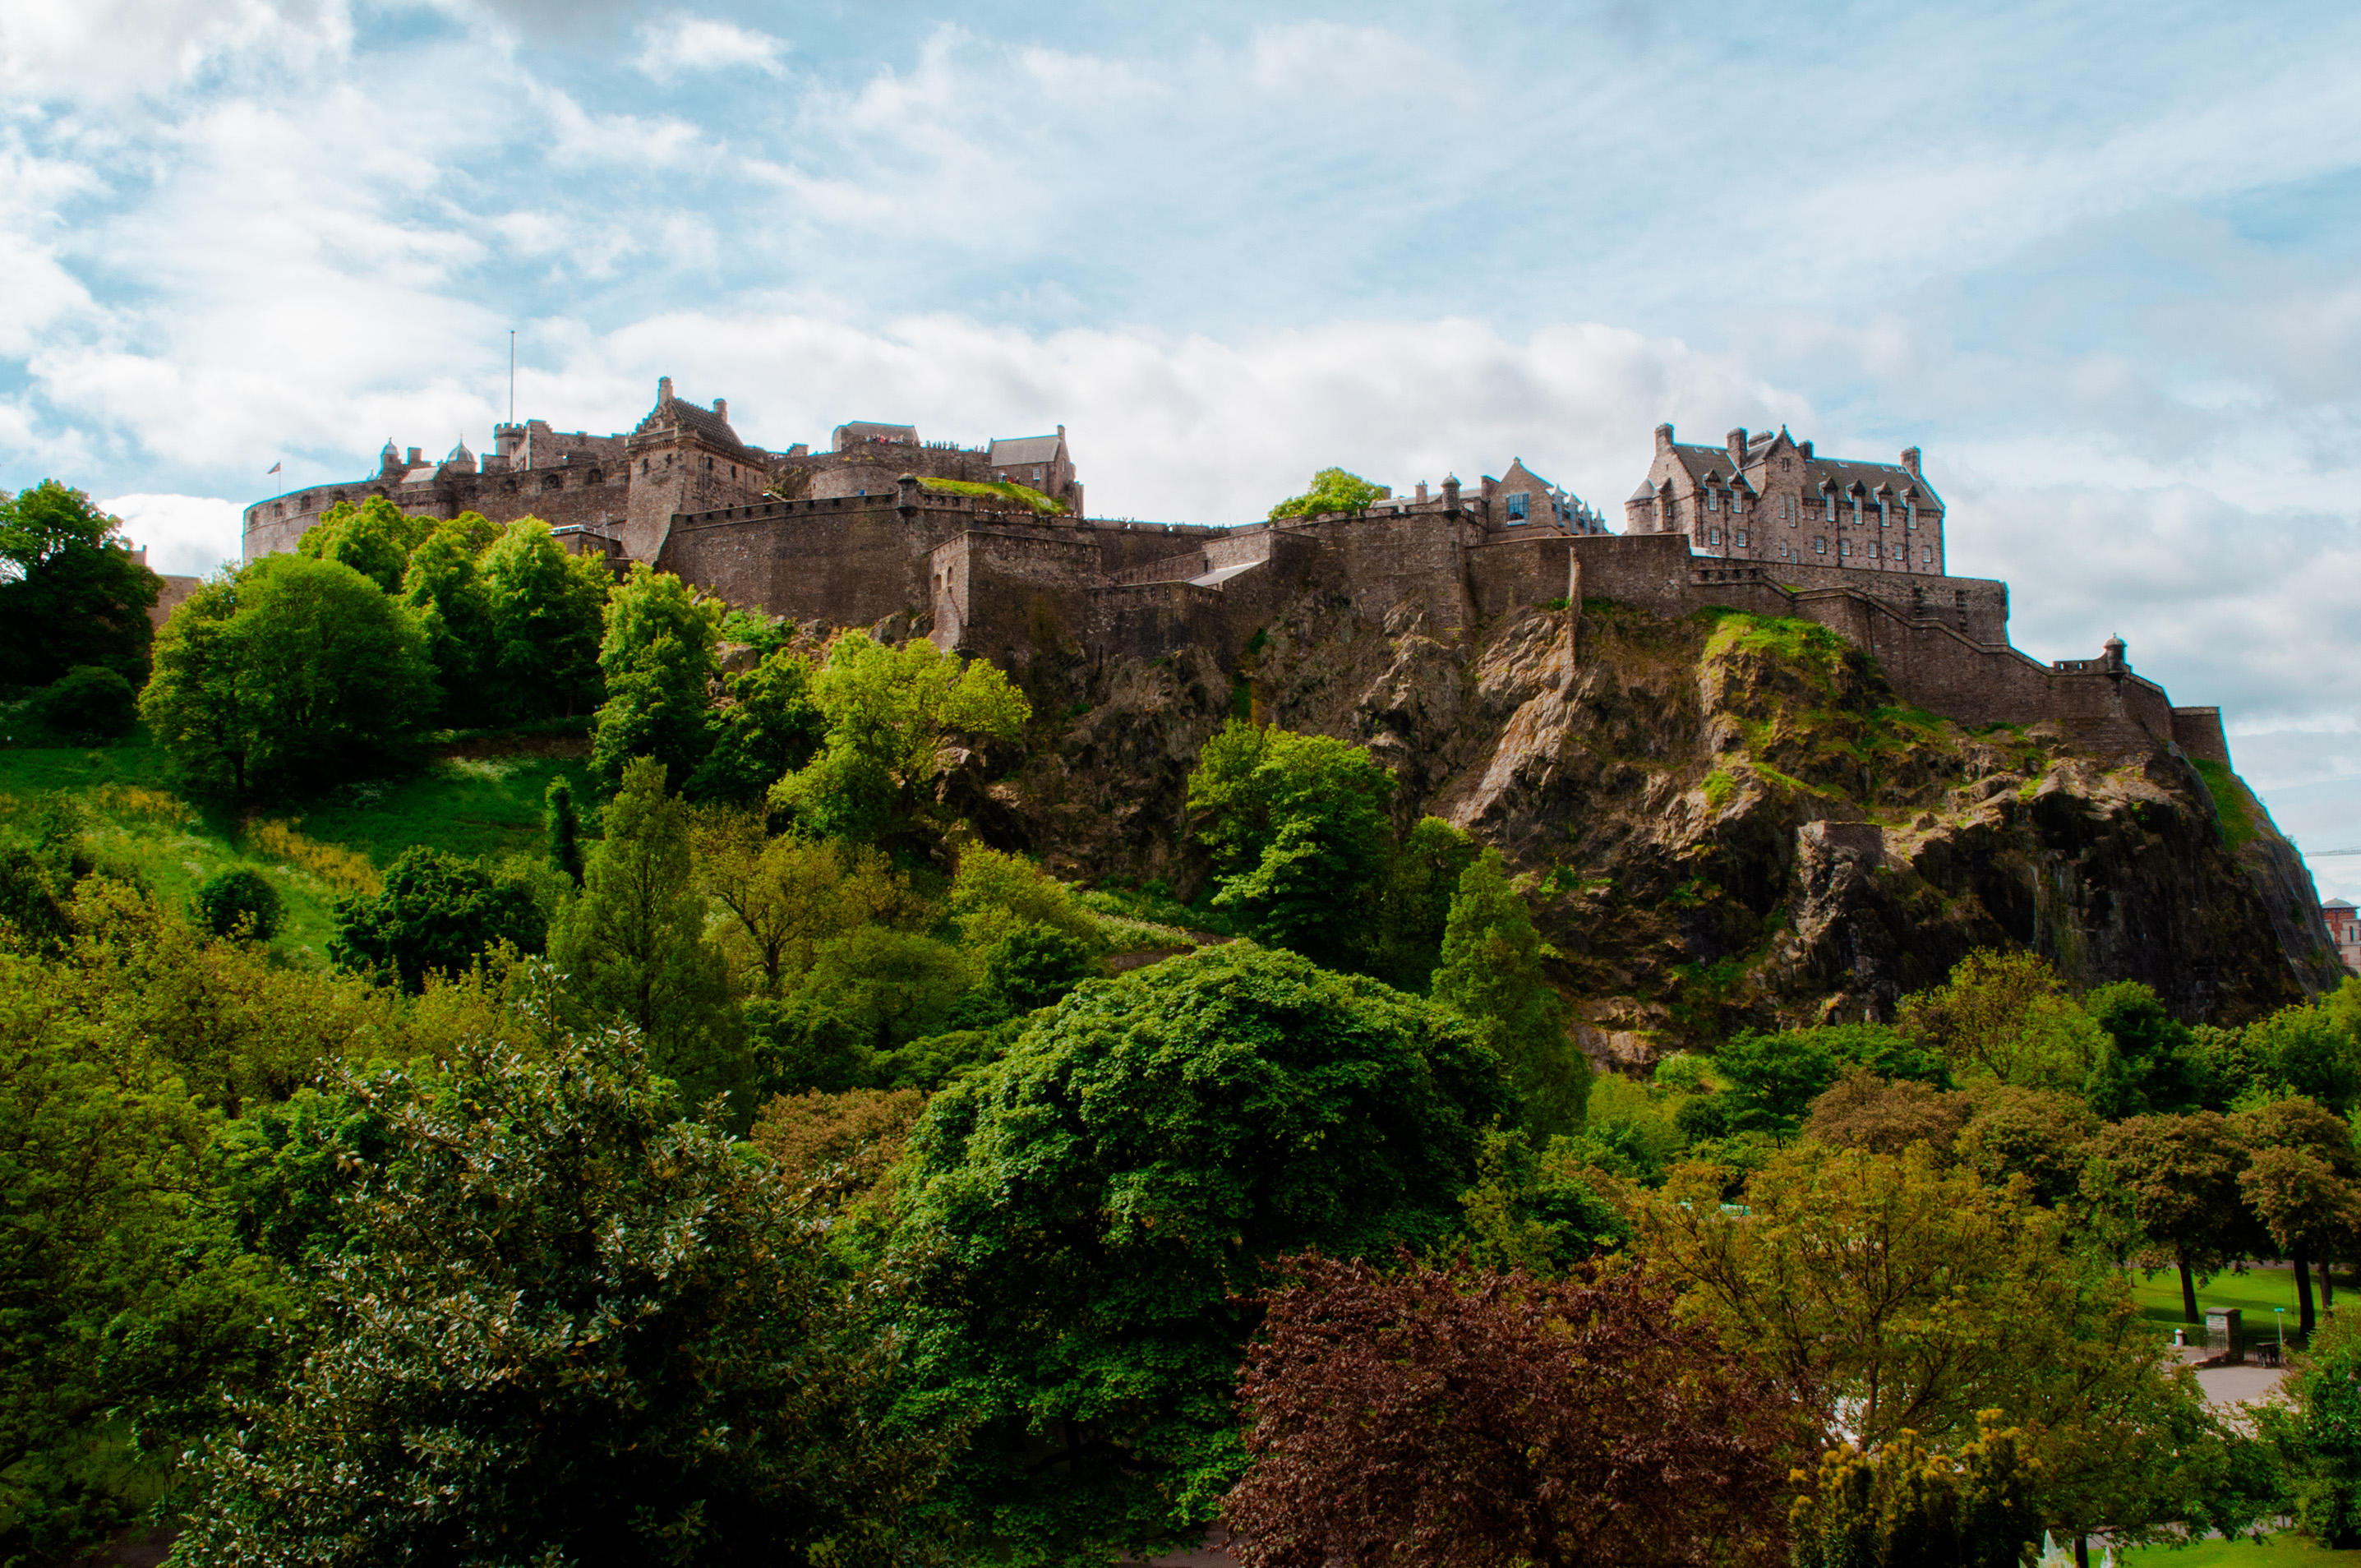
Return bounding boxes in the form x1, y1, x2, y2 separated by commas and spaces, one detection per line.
2124, 1534, 2361, 1565
0, 729, 591, 968
2123, 1261, 2339, 1349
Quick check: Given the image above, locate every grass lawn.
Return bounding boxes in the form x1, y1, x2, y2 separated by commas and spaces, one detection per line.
0, 728, 592, 968
2124, 1263, 2342, 1352
2122, 1533, 2361, 1565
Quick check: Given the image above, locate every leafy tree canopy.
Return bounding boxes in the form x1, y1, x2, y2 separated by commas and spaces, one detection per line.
479, 517, 611, 722
1432, 848, 1586, 1139
1230, 1255, 1793, 1568
772, 632, 1031, 849
328, 846, 544, 990
686, 644, 827, 804
1266, 468, 1390, 522
1187, 721, 1396, 967
171, 1015, 950, 1568
140, 554, 437, 799
0, 481, 163, 688
295, 496, 434, 594
1899, 948, 2107, 1091
591, 565, 723, 788
893, 942, 1512, 1563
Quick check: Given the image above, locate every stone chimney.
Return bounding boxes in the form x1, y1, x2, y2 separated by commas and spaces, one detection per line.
1799, 440, 1814, 459
713, 398, 727, 422
657, 376, 673, 404
405, 446, 422, 468
1900, 446, 1922, 477
1414, 481, 1429, 503
1727, 427, 1748, 465
1653, 422, 1675, 451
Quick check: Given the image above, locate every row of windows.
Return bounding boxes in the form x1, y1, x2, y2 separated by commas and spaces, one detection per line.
1741, 537, 1937, 565
1754, 495, 1934, 528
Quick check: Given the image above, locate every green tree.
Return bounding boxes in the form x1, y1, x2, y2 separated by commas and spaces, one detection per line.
401, 517, 500, 726
478, 517, 611, 720
747, 927, 974, 1095
1266, 467, 1390, 522
0, 481, 163, 688
544, 774, 583, 885
1647, 1142, 2240, 1552
0, 957, 292, 1564
2240, 1001, 2361, 1114
685, 645, 827, 804
140, 556, 436, 799
294, 495, 431, 593
2261, 1306, 2361, 1548
1432, 848, 1587, 1139
1899, 948, 2108, 1090
328, 846, 545, 990
2085, 1110, 2249, 1324
2082, 980, 2202, 1118
2230, 1095, 2359, 1333
772, 632, 1031, 848
893, 942, 1511, 1563
33, 664, 140, 741
170, 1016, 948, 1568
1186, 721, 1397, 967
945, 845, 1101, 951
688, 810, 915, 996
550, 758, 748, 1118
592, 565, 723, 787
1789, 1418, 2042, 1568
1364, 815, 1482, 992
193, 867, 284, 941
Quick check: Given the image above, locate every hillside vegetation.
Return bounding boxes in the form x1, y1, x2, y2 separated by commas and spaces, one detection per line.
7, 476, 2361, 1568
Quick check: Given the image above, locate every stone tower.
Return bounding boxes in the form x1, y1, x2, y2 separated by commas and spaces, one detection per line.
619, 376, 773, 564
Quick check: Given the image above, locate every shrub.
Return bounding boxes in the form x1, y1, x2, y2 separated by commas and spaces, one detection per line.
194, 867, 284, 940
33, 665, 138, 740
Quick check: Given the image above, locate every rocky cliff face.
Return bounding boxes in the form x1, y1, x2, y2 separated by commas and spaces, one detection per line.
964, 585, 2341, 1066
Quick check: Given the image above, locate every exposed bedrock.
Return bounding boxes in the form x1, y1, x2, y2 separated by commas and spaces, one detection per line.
970, 588, 2340, 1065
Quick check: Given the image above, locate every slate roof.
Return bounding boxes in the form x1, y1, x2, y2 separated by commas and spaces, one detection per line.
635, 396, 765, 460
1668, 438, 1942, 510
987, 434, 1064, 468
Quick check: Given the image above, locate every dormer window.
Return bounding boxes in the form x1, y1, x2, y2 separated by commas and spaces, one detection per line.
1824, 492, 1837, 522
1906, 502, 1917, 530
1879, 499, 1891, 528
1704, 490, 1718, 512
1506, 492, 1529, 522
1728, 490, 1741, 515
1851, 492, 1863, 528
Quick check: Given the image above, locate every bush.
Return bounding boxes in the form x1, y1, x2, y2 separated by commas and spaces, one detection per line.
194, 867, 284, 941
329, 846, 543, 989
33, 664, 138, 740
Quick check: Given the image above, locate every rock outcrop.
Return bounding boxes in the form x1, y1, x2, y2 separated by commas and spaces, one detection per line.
974, 584, 2340, 1066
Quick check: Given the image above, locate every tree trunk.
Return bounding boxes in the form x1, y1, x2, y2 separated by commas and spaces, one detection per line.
2297, 1241, 2317, 1335
2179, 1252, 2201, 1325
2323, 1257, 2336, 1311
2075, 1533, 2090, 1568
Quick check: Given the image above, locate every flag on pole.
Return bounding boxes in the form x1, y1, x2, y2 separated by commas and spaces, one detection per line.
267, 461, 281, 475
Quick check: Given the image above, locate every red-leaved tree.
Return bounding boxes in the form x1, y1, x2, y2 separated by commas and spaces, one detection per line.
1228, 1253, 1796, 1568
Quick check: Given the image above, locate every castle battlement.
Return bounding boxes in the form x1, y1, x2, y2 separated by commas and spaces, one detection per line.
242, 387, 2229, 767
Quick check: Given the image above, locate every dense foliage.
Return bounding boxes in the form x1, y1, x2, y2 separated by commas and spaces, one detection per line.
0, 481, 163, 690
12, 496, 2361, 1564
1231, 1253, 1792, 1568
1265, 467, 1390, 521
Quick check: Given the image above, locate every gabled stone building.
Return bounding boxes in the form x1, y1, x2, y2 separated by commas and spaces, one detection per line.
1624, 423, 1944, 575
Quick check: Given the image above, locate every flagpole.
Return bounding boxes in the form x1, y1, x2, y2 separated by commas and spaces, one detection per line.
509, 330, 515, 424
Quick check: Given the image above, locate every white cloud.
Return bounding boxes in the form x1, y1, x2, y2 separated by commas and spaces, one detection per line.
100, 491, 242, 578
634, 15, 787, 81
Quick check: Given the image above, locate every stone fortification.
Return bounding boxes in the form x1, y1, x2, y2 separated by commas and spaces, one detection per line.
246, 385, 2232, 771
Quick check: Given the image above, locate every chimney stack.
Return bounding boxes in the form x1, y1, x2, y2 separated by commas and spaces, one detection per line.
713, 397, 727, 422
406, 446, 422, 467
1653, 422, 1675, 451
657, 376, 673, 404
1727, 427, 1748, 465
1900, 446, 1921, 477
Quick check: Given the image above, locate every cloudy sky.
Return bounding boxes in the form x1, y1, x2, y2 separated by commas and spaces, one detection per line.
5, 0, 2359, 897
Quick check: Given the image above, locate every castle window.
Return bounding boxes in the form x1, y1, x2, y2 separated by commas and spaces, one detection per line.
1922, 546, 1932, 564
1906, 502, 1916, 530
1506, 492, 1529, 521
1879, 500, 1891, 528
1704, 490, 1717, 512
1728, 490, 1741, 514
1814, 536, 1827, 555
1707, 528, 1721, 546
1735, 529, 1748, 546
1851, 496, 1863, 528
1824, 494, 1837, 522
